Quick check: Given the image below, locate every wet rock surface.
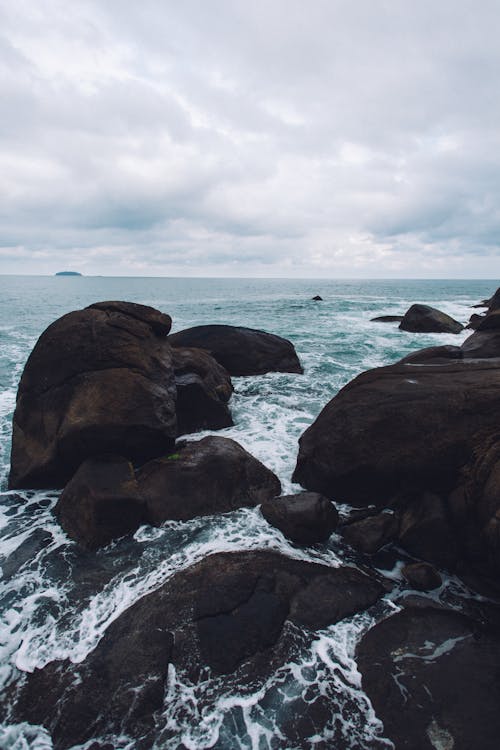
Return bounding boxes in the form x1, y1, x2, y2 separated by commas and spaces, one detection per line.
370, 315, 403, 323
9, 301, 177, 489
341, 511, 398, 554
399, 303, 464, 333
357, 605, 500, 750
137, 436, 281, 524
55, 455, 144, 549
169, 324, 303, 375
402, 562, 442, 591
10, 550, 384, 749
261, 491, 339, 544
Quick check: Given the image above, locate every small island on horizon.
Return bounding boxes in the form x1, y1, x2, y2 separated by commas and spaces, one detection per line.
55, 271, 82, 276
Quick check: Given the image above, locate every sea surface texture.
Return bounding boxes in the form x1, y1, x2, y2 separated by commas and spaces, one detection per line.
0, 276, 493, 749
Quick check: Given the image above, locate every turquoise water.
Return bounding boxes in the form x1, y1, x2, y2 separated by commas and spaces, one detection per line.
0, 276, 496, 749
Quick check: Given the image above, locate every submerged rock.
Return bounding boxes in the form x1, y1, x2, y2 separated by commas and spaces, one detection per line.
399, 303, 463, 333
357, 606, 500, 750
172, 346, 233, 436
55, 455, 144, 549
137, 436, 281, 524
261, 491, 338, 544
10, 550, 384, 749
370, 315, 403, 323
168, 324, 303, 376
311, 295, 323, 301
9, 301, 177, 489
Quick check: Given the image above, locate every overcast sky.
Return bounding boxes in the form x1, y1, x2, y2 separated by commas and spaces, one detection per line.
1, 0, 499, 277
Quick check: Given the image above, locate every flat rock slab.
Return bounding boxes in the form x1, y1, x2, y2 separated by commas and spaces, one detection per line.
168, 324, 303, 376
138, 436, 281, 524
10, 551, 384, 749
357, 606, 500, 750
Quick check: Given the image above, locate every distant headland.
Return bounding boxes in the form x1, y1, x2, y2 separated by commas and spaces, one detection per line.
55, 271, 82, 276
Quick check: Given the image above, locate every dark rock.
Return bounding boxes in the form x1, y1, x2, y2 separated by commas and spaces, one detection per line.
1, 528, 52, 578
461, 329, 500, 358
312, 295, 323, 301
9, 301, 177, 489
398, 492, 458, 569
477, 309, 500, 330
402, 562, 442, 591
172, 346, 233, 436
55, 455, 144, 549
370, 315, 403, 322
293, 357, 500, 506
137, 436, 281, 524
261, 491, 338, 544
466, 312, 486, 329
399, 344, 462, 364
11, 551, 384, 749
399, 303, 464, 333
357, 606, 500, 750
342, 512, 398, 554
486, 286, 500, 312
168, 324, 303, 376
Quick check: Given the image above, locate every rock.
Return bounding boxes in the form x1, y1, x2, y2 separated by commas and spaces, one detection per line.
293, 357, 500, 506
398, 492, 458, 569
399, 303, 464, 333
9, 301, 177, 489
461, 329, 500, 358
399, 344, 462, 363
168, 324, 303, 376
486, 286, 500, 312
137, 436, 281, 524
357, 606, 500, 750
260, 491, 338, 544
172, 346, 233, 436
342, 512, 398, 554
402, 562, 442, 591
466, 312, 486, 329
370, 315, 403, 323
311, 295, 323, 301
55, 455, 144, 549
11, 551, 384, 749
1, 528, 53, 579
477, 309, 500, 330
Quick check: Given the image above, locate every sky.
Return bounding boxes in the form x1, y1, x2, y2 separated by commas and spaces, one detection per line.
0, 0, 499, 278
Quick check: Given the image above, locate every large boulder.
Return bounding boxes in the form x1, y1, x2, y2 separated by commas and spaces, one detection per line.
55, 455, 145, 549
168, 324, 303, 376
137, 436, 281, 524
341, 511, 398, 554
399, 303, 463, 333
293, 357, 500, 507
172, 346, 233, 436
357, 606, 500, 750
9, 301, 177, 489
261, 491, 339, 544
9, 551, 384, 750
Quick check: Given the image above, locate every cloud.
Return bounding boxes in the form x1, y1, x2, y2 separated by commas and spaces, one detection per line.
0, 0, 499, 276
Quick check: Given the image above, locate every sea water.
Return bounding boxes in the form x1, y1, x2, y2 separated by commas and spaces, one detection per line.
0, 276, 495, 749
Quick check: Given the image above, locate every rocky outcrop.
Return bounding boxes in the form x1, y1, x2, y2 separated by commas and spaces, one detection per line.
402, 562, 442, 591
172, 346, 233, 436
341, 511, 398, 554
9, 301, 177, 489
168, 324, 303, 376
399, 303, 463, 333
55, 455, 144, 549
397, 491, 458, 569
357, 606, 500, 750
312, 295, 323, 301
137, 436, 281, 524
260, 491, 338, 544
10, 551, 384, 750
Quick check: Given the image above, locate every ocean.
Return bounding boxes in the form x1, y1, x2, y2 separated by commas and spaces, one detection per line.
0, 276, 495, 749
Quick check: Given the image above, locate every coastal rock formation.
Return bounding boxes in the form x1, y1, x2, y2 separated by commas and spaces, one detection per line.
10, 551, 384, 750
370, 315, 403, 323
9, 301, 177, 489
399, 303, 464, 333
168, 324, 303, 376
172, 346, 233, 435
137, 436, 281, 524
260, 491, 338, 544
357, 606, 500, 750
402, 562, 442, 591
55, 455, 144, 549
341, 511, 398, 554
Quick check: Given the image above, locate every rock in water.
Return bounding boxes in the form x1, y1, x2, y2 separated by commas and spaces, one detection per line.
402, 562, 442, 591
172, 346, 233, 436
55, 455, 145, 549
168, 324, 303, 376
293, 357, 500, 506
370, 315, 403, 323
341, 511, 398, 554
261, 491, 338, 544
9, 301, 177, 489
311, 295, 323, 301
399, 303, 464, 333
137, 436, 281, 524
357, 606, 500, 750
9, 551, 383, 749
